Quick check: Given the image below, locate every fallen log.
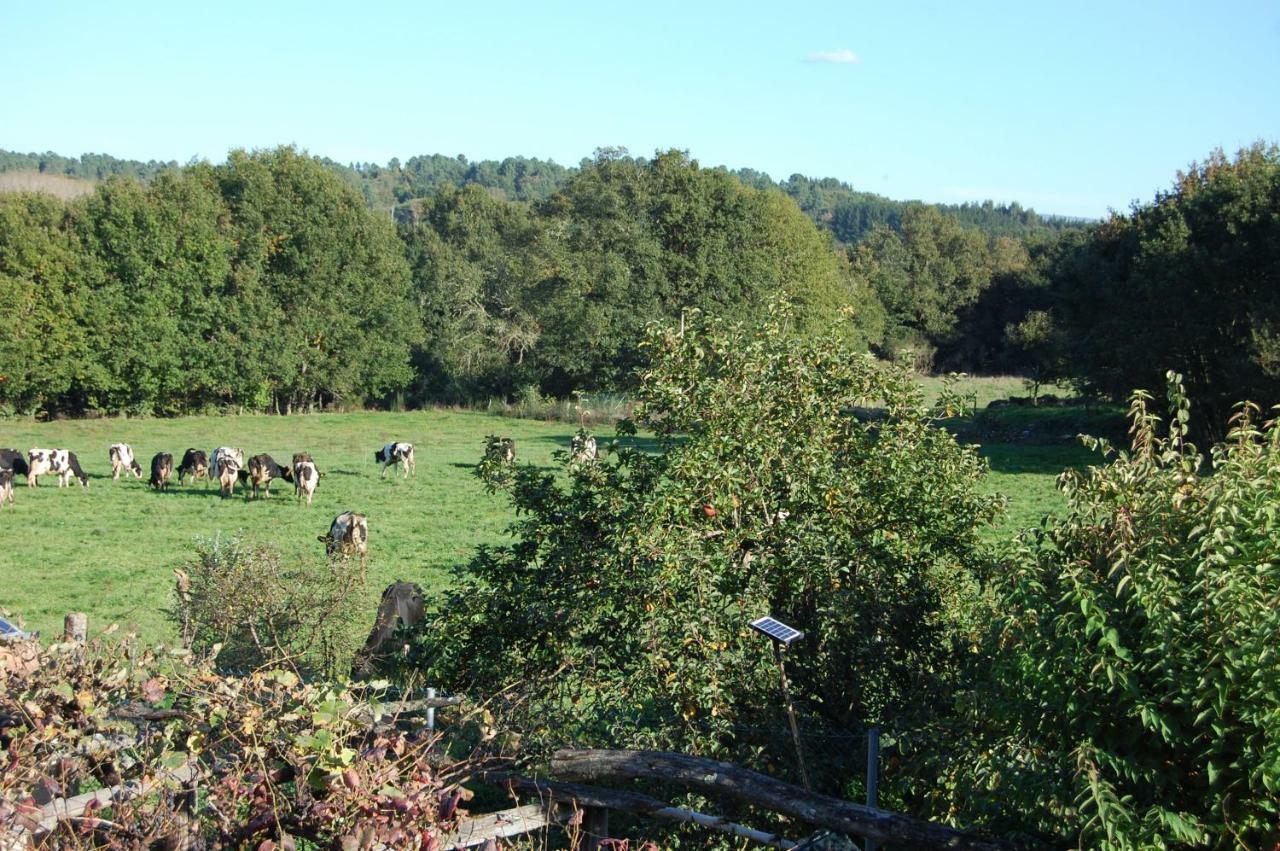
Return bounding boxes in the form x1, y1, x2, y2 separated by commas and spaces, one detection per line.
550, 749, 1022, 851
482, 770, 796, 849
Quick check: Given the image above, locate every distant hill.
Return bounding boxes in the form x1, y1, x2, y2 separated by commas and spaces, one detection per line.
0, 147, 1088, 243
0, 149, 178, 182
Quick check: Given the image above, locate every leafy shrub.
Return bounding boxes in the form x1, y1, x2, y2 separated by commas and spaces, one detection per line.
946, 373, 1280, 848
172, 534, 367, 678
404, 305, 1001, 801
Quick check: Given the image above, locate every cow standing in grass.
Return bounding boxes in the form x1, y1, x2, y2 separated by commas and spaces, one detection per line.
484, 436, 516, 465
570, 429, 597, 464
109, 444, 143, 480
27, 449, 88, 488
293, 454, 320, 506
0, 468, 13, 509
149, 453, 173, 491
0, 449, 28, 479
352, 581, 425, 678
319, 511, 369, 565
212, 447, 246, 498
177, 448, 209, 486
242, 454, 293, 500
375, 442, 415, 478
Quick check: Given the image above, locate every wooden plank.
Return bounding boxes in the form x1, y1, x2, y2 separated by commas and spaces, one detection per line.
2, 765, 194, 851
442, 802, 560, 849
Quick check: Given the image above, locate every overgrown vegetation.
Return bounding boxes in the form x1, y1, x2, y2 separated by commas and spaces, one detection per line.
937, 374, 1280, 848
405, 307, 1001, 800
174, 535, 368, 677
0, 637, 467, 848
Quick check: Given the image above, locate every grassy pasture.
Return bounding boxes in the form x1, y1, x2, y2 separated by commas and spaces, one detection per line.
0, 410, 586, 642
0, 398, 1097, 645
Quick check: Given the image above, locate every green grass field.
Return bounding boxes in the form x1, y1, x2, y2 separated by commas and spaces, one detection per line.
1, 402, 1098, 644
0, 410, 588, 642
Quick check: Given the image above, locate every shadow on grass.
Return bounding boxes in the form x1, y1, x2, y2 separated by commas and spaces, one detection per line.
979, 443, 1099, 476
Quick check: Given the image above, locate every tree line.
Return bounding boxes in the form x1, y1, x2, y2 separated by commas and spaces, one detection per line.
0, 147, 877, 416
2, 142, 1277, 430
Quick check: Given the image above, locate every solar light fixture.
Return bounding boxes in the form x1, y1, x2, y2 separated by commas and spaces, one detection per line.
750, 614, 811, 791
750, 616, 804, 647
0, 616, 33, 642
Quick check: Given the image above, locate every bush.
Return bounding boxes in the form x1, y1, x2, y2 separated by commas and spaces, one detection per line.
946, 373, 1280, 848
172, 534, 367, 678
1, 638, 462, 848
403, 305, 1001, 803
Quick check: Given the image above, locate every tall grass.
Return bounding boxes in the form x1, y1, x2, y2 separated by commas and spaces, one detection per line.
440, 389, 634, 426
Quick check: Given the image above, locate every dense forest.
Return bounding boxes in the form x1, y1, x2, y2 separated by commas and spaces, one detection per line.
1, 142, 1277, 432
0, 146, 1083, 241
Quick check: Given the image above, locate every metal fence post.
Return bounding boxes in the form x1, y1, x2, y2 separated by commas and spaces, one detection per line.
426, 687, 437, 733
865, 726, 880, 851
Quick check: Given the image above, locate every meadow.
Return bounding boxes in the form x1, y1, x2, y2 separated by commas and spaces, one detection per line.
0, 401, 1099, 644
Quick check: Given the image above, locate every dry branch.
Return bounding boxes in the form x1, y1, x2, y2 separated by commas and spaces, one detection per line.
482, 770, 797, 849
550, 749, 1022, 851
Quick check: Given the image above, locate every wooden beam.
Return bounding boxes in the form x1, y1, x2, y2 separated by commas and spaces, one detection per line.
550, 749, 1021, 851
442, 802, 561, 849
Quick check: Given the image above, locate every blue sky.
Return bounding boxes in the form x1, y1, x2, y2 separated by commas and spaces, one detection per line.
2, 0, 1278, 218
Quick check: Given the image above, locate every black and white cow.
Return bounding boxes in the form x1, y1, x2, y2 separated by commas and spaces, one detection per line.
177, 449, 209, 486
27, 449, 88, 488
242, 454, 293, 500
375, 442, 415, 478
210, 447, 246, 473
318, 511, 369, 563
570, 430, 598, 464
211, 447, 246, 498
0, 449, 30, 479
0, 468, 13, 509
149, 453, 173, 491
484, 436, 516, 465
293, 457, 319, 507
109, 443, 143, 480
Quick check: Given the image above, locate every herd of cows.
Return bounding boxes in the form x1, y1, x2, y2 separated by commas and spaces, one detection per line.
0, 440, 420, 562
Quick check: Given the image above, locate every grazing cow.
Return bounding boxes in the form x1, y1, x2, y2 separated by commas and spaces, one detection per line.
484, 435, 516, 465
351, 581, 426, 678
375, 442, 415, 478
149, 453, 173, 491
216, 458, 242, 498
1, 449, 30, 478
318, 511, 369, 563
108, 443, 143, 480
177, 448, 210, 485
27, 449, 88, 488
0, 468, 13, 509
570, 430, 598, 464
294, 459, 319, 507
241, 454, 293, 500
210, 447, 246, 474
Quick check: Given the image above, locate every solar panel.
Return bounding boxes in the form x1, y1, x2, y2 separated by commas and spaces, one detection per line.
0, 617, 32, 642
750, 616, 804, 646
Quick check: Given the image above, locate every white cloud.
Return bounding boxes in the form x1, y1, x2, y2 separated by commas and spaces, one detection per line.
806, 49, 860, 65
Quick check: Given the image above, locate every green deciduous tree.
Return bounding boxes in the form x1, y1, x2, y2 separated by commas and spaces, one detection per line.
1046, 143, 1280, 438
0, 193, 94, 414
404, 306, 1000, 802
